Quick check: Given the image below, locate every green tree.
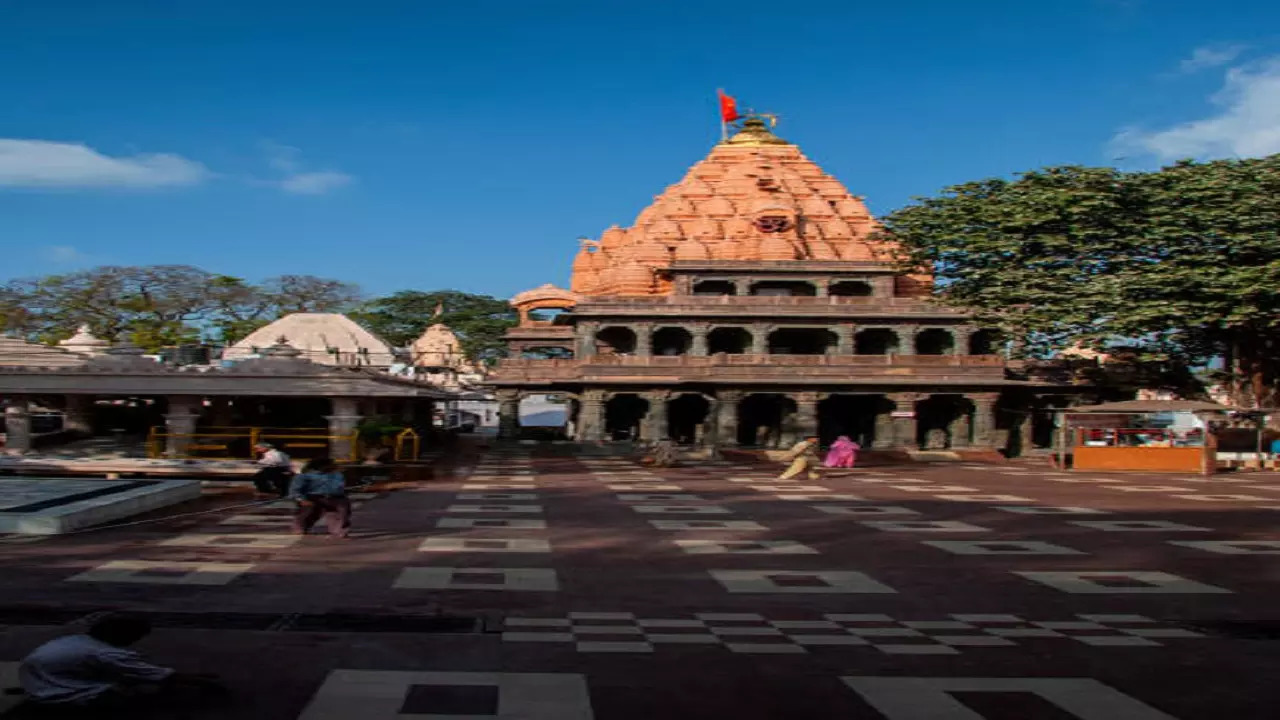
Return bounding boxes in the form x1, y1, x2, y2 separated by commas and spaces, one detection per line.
352, 290, 516, 364
880, 155, 1280, 406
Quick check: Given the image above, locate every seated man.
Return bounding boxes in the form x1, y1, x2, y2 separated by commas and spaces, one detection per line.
18, 614, 222, 714
251, 442, 294, 497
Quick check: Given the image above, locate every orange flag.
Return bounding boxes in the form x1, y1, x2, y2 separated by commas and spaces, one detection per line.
718, 90, 740, 123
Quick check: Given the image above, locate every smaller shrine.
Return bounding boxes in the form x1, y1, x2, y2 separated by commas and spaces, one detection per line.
223, 313, 398, 367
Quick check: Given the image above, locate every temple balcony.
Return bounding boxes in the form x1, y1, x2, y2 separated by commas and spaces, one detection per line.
571, 295, 969, 319
488, 353, 1007, 385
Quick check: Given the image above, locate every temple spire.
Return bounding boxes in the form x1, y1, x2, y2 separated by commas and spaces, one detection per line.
724, 114, 788, 146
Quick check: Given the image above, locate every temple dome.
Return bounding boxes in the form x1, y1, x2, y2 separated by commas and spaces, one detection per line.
223, 313, 396, 367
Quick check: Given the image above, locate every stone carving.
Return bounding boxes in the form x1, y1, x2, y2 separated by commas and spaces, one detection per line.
924, 428, 949, 450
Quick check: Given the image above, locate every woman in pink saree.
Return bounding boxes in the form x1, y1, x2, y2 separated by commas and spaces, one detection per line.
823, 435, 860, 468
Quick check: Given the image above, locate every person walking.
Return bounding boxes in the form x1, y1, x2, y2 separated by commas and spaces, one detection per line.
823, 435, 860, 469
777, 436, 821, 481
251, 442, 293, 497
288, 457, 352, 538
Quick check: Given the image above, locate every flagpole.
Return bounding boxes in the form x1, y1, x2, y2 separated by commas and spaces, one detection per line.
717, 88, 727, 142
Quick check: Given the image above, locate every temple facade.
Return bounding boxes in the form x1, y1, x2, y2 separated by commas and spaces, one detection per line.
489, 116, 1075, 454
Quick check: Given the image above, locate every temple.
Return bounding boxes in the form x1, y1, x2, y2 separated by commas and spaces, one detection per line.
489, 115, 1075, 454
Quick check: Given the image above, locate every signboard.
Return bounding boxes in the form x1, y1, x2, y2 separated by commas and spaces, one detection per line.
890, 411, 916, 418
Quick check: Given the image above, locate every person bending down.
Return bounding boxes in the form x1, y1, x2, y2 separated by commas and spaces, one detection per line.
18, 613, 224, 714
777, 436, 822, 481
289, 456, 353, 538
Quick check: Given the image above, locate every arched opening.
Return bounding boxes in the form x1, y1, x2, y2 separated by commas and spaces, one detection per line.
595, 326, 637, 355
829, 280, 873, 297
855, 328, 898, 355
604, 394, 649, 441
749, 280, 816, 297
693, 280, 737, 296
736, 393, 796, 448
1033, 396, 1070, 450
768, 328, 836, 355
970, 329, 1003, 355
527, 308, 568, 323
668, 394, 711, 445
818, 394, 891, 448
519, 394, 568, 429
707, 327, 752, 354
521, 346, 574, 359
652, 327, 693, 356
915, 329, 955, 355
916, 395, 973, 449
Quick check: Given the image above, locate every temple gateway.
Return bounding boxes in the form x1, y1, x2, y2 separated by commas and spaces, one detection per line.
490, 116, 1076, 454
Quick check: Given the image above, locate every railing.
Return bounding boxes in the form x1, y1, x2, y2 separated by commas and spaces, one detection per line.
489, 354, 1007, 381
146, 426, 360, 462
580, 295, 909, 307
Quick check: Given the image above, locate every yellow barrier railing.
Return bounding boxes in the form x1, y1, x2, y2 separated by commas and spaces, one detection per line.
147, 427, 359, 462
394, 428, 421, 461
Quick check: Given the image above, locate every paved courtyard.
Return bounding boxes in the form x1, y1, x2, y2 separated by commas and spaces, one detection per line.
0, 445, 1277, 718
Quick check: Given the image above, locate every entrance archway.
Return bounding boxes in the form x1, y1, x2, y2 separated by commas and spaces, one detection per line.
916, 395, 973, 449
736, 393, 796, 448
604, 394, 648, 441
818, 394, 891, 448
668, 394, 711, 445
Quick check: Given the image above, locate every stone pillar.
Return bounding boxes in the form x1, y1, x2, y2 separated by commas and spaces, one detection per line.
635, 323, 653, 357
888, 392, 925, 449
690, 323, 710, 356
3, 398, 32, 455
896, 325, 919, 356
970, 393, 1000, 448
62, 395, 94, 435
814, 279, 829, 297
794, 392, 820, 439
164, 395, 201, 458
496, 390, 520, 440
751, 325, 770, 355
872, 396, 895, 450
949, 409, 972, 448
733, 279, 749, 296
835, 324, 855, 355
953, 327, 975, 356
577, 321, 600, 359
716, 390, 742, 448
578, 390, 606, 443
641, 390, 670, 442
326, 396, 363, 461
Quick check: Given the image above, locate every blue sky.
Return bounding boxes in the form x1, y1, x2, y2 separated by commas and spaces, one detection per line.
2, 0, 1278, 300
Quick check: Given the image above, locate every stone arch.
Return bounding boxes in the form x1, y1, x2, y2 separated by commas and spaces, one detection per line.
829, 280, 873, 297
693, 280, 737, 296
915, 328, 955, 355
595, 326, 637, 355
604, 393, 649, 441
749, 280, 816, 297
818, 394, 892, 448
916, 394, 974, 449
970, 329, 1003, 355
652, 327, 693, 356
668, 392, 712, 445
768, 327, 837, 355
855, 328, 898, 355
708, 327, 752, 354
736, 393, 797, 448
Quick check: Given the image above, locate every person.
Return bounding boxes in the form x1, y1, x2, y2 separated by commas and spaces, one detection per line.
251, 442, 293, 497
288, 456, 352, 538
823, 435, 860, 469
17, 613, 224, 714
778, 436, 821, 481
649, 438, 677, 468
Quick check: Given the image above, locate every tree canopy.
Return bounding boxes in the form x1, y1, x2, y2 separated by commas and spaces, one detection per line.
881, 155, 1280, 406
0, 265, 360, 350
351, 290, 516, 364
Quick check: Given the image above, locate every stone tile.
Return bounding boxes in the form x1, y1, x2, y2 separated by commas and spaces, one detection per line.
861, 520, 990, 532
1070, 520, 1211, 532
674, 539, 819, 554
631, 504, 732, 514
1168, 540, 1280, 554
417, 537, 552, 553
933, 494, 1034, 502
1014, 570, 1232, 594
994, 506, 1109, 515
775, 493, 863, 501
156, 533, 300, 549
297, 670, 592, 720
923, 540, 1085, 556
615, 493, 706, 502
709, 569, 896, 594
456, 492, 539, 501
393, 567, 559, 591
813, 505, 919, 516
1107, 485, 1188, 492
445, 504, 544, 513
67, 560, 254, 586
649, 520, 766, 530
894, 485, 977, 493
749, 485, 829, 492
436, 518, 547, 529
1171, 494, 1267, 502
606, 484, 684, 491
841, 676, 1178, 719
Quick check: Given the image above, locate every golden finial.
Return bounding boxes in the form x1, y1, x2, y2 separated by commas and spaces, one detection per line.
724, 113, 788, 146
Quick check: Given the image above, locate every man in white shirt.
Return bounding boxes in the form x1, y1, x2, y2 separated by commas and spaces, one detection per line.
251, 442, 293, 496
19, 614, 219, 712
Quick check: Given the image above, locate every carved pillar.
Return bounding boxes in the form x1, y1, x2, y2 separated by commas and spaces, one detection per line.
3, 398, 32, 455
896, 325, 919, 356
716, 390, 742, 447
794, 392, 820, 439
952, 327, 975, 356
690, 323, 710, 356
327, 396, 363, 460
641, 390, 670, 442
496, 390, 521, 440
733, 278, 749, 296
873, 395, 895, 450
814, 279, 829, 297
970, 393, 1000, 448
635, 323, 653, 357
751, 324, 771, 355
62, 394, 94, 435
578, 389, 606, 442
949, 405, 972, 448
577, 321, 600, 359
835, 324, 855, 355
887, 392, 925, 449
164, 395, 201, 458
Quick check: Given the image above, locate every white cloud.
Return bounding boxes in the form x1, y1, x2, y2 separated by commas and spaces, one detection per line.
44, 245, 89, 263
1112, 56, 1280, 161
259, 141, 353, 195
1180, 44, 1247, 73
0, 139, 208, 188
278, 170, 354, 195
